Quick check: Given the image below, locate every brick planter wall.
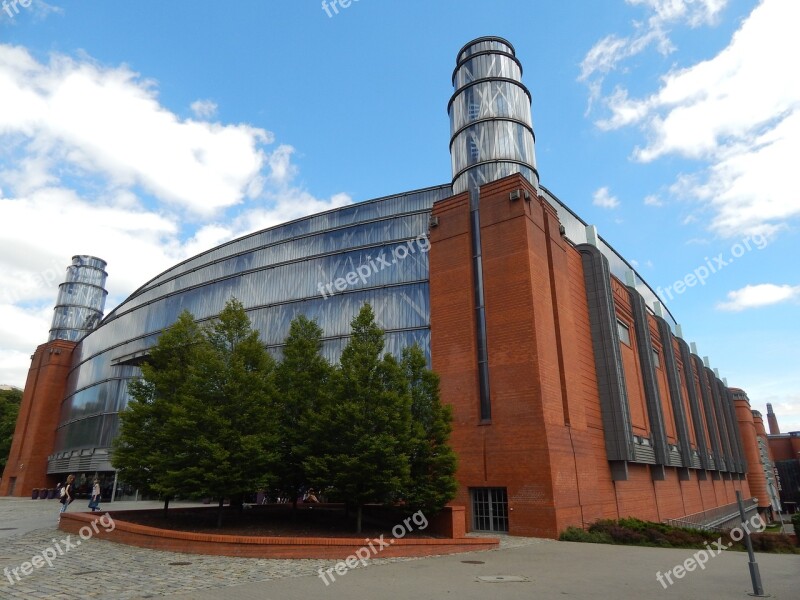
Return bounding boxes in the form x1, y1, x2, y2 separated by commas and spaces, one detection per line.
58, 506, 495, 559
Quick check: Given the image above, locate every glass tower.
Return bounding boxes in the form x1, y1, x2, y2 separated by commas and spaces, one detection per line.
449, 36, 538, 195
49, 255, 108, 342
448, 37, 539, 420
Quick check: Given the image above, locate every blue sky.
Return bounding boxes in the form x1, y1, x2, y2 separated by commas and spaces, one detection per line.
1, 0, 798, 432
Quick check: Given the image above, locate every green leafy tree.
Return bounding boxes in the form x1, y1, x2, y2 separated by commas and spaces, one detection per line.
113, 300, 277, 526
401, 345, 458, 514
305, 304, 412, 532
112, 310, 206, 512
0, 387, 23, 473
273, 315, 332, 512
176, 298, 277, 526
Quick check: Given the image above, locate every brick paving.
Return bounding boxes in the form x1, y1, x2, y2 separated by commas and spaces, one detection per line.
0, 498, 540, 599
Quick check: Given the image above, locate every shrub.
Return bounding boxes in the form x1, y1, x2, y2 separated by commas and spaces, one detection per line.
748, 532, 798, 554
561, 517, 800, 553
559, 526, 613, 544
792, 513, 800, 545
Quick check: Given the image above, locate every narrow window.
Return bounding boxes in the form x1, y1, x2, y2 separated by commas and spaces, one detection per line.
617, 320, 631, 345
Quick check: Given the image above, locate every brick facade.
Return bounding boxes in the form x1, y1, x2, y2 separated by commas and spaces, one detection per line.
0, 339, 75, 496
429, 173, 751, 537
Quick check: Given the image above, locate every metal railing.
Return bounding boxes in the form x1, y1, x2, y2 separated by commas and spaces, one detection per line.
665, 498, 759, 531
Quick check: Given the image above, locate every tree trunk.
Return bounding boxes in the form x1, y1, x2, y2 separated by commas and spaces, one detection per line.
356, 504, 362, 533
217, 498, 224, 528
163, 496, 170, 518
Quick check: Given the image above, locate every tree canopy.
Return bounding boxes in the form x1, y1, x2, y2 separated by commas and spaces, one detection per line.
112, 300, 277, 525
113, 300, 457, 531
0, 387, 23, 473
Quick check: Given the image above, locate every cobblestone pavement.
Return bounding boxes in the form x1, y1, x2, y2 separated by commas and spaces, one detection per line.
0, 498, 542, 599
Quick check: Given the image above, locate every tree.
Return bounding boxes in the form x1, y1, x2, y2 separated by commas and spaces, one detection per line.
305, 304, 412, 532
401, 345, 458, 514
113, 299, 278, 526
112, 310, 206, 513
0, 387, 22, 473
194, 298, 278, 526
273, 315, 332, 513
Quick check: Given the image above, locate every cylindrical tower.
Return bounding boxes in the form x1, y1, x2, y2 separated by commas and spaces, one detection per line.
734, 392, 768, 510
766, 402, 781, 435
49, 255, 108, 342
449, 36, 538, 195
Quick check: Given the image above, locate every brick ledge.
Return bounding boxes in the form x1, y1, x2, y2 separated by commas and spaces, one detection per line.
58, 510, 499, 559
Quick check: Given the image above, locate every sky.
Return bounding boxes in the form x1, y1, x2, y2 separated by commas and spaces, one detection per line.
0, 0, 798, 433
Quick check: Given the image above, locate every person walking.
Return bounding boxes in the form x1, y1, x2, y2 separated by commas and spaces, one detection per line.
58, 474, 75, 520
89, 478, 101, 511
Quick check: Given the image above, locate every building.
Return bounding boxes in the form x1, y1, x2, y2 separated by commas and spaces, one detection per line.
763, 404, 800, 511
1, 37, 771, 536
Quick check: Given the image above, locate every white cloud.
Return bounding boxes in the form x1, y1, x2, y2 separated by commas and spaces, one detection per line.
0, 43, 353, 387
0, 45, 269, 216
627, 0, 727, 27
595, 0, 800, 237
644, 194, 663, 206
579, 0, 728, 89
190, 99, 218, 119
716, 283, 800, 311
593, 186, 621, 209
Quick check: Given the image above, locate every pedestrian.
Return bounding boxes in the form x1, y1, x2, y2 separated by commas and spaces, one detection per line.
89, 478, 101, 511
58, 474, 75, 520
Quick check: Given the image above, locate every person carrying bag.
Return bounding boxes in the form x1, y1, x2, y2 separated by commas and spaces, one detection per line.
88, 478, 101, 511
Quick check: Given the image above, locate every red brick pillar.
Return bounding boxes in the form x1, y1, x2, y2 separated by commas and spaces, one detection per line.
0, 339, 75, 496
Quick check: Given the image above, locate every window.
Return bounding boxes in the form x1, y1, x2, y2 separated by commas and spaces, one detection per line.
652, 347, 661, 368
469, 138, 480, 161
471, 488, 509, 532
617, 320, 631, 345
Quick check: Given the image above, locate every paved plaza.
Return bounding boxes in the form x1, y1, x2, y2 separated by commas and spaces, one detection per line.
1, 497, 798, 599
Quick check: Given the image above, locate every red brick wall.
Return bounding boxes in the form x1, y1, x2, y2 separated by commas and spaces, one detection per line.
768, 435, 800, 462
428, 191, 480, 522
0, 340, 75, 496
427, 172, 757, 537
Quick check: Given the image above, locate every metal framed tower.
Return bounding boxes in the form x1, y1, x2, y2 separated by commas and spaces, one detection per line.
49, 255, 108, 342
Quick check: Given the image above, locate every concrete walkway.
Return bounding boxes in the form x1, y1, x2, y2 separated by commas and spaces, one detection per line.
1, 497, 798, 599
158, 538, 800, 600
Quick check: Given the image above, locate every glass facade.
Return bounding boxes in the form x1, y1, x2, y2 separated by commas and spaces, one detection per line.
45, 36, 677, 474
48, 185, 452, 471
49, 255, 108, 342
